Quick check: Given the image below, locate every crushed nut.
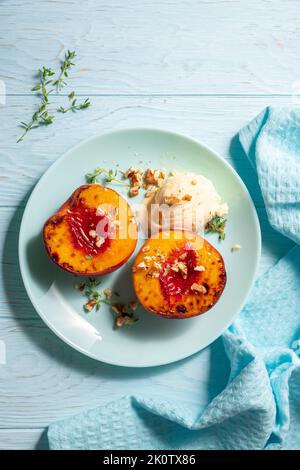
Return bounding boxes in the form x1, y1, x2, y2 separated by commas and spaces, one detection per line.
191, 283, 207, 294
95, 237, 105, 248
111, 220, 121, 226
115, 316, 127, 328
171, 260, 187, 278
183, 194, 192, 201
129, 186, 140, 197
104, 288, 113, 298
84, 299, 97, 312
231, 244, 242, 252
170, 264, 179, 272
128, 301, 138, 311
177, 261, 188, 278
142, 245, 151, 253
164, 195, 182, 205
144, 168, 156, 186
125, 167, 143, 186
191, 179, 197, 185
74, 282, 86, 291
153, 261, 162, 270
111, 303, 125, 315
194, 265, 205, 272
137, 261, 147, 269
147, 270, 159, 278
89, 230, 97, 238
96, 207, 105, 216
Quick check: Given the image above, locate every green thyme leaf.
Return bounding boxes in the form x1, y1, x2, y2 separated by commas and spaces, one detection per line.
85, 167, 128, 185
58, 94, 91, 114
53, 50, 76, 92
205, 216, 227, 241
17, 66, 55, 143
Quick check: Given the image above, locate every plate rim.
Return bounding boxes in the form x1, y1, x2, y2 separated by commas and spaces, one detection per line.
18, 127, 261, 367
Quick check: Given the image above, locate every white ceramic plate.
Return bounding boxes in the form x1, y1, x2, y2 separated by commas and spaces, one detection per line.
19, 129, 261, 367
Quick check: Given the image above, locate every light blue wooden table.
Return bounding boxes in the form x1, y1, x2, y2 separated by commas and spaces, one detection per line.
0, 0, 297, 449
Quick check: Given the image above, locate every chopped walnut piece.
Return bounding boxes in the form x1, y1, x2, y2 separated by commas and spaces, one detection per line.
115, 315, 135, 328
104, 288, 113, 298
95, 237, 105, 248
183, 194, 192, 201
111, 303, 125, 315
194, 265, 205, 272
115, 316, 126, 328
177, 261, 188, 278
84, 299, 97, 312
144, 168, 156, 186
164, 195, 182, 205
153, 261, 162, 270
124, 166, 142, 180
128, 301, 138, 311
144, 168, 165, 189
137, 261, 147, 269
129, 186, 140, 197
111, 220, 121, 226
89, 230, 97, 238
171, 260, 187, 278
191, 283, 207, 294
231, 244, 242, 252
74, 282, 86, 292
148, 271, 159, 278
96, 206, 105, 216
124, 167, 143, 197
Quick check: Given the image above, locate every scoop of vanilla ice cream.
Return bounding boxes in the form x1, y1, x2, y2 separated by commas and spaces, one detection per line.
148, 172, 228, 234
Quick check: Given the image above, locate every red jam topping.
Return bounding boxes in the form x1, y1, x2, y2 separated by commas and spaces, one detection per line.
66, 199, 114, 255
159, 246, 200, 303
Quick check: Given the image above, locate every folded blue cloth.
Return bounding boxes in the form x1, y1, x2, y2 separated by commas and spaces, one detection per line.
48, 108, 300, 450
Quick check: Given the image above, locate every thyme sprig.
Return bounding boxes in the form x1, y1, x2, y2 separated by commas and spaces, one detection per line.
53, 50, 76, 92
17, 50, 91, 143
74, 278, 139, 328
205, 216, 227, 241
75, 278, 111, 312
17, 67, 55, 143
58, 91, 91, 114
86, 168, 128, 185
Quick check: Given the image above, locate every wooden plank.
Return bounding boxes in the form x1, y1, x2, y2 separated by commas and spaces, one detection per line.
0, 204, 295, 319
1, 0, 300, 95
0, 429, 48, 450
0, 318, 229, 428
0, 94, 295, 207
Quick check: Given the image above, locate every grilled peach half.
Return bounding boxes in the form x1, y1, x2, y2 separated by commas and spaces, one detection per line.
132, 230, 226, 319
43, 184, 138, 276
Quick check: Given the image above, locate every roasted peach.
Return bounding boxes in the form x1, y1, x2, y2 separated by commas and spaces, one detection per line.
132, 230, 226, 319
43, 184, 138, 276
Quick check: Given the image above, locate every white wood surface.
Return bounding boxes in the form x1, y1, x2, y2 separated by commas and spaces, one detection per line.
0, 0, 298, 449
1, 0, 300, 95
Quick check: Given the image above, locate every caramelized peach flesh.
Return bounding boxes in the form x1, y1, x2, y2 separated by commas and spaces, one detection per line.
132, 230, 226, 319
